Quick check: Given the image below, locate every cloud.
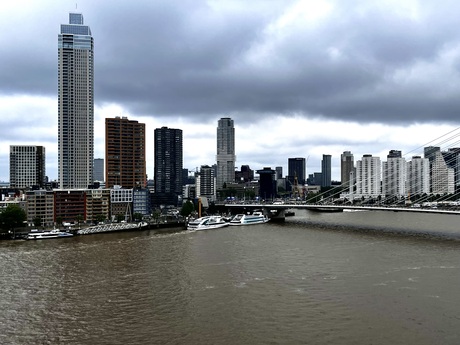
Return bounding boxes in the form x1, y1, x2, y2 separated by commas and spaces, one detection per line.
1, 0, 460, 182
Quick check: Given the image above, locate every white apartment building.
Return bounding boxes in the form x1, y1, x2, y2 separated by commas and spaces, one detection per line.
406, 156, 430, 195
356, 154, 381, 197
196, 165, 216, 202
431, 151, 455, 195
382, 152, 406, 197
10, 145, 46, 189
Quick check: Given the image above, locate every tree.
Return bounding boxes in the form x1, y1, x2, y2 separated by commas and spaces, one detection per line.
133, 213, 143, 222
55, 216, 63, 228
75, 214, 83, 228
94, 214, 105, 224
0, 205, 26, 233
152, 209, 161, 223
181, 200, 195, 218
33, 216, 42, 227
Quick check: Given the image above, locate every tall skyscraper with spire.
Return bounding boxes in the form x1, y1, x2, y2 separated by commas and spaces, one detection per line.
216, 118, 236, 189
58, 12, 94, 189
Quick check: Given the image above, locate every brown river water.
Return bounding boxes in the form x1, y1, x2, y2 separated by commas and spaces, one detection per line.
1, 209, 460, 344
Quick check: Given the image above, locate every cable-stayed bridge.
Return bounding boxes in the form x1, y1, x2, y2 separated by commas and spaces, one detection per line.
224, 202, 460, 220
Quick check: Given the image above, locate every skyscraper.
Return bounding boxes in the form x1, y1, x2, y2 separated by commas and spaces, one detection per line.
154, 127, 183, 206
105, 117, 146, 188
9, 145, 46, 189
431, 151, 455, 195
356, 154, 381, 197
288, 158, 306, 185
216, 118, 236, 189
340, 151, 354, 185
196, 165, 216, 201
321, 154, 332, 187
382, 150, 406, 197
406, 156, 430, 195
58, 12, 94, 189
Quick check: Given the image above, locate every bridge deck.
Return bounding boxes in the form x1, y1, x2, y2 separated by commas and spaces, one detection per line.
224, 203, 460, 215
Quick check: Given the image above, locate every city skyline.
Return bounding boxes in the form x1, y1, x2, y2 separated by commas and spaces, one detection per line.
2, 1, 460, 182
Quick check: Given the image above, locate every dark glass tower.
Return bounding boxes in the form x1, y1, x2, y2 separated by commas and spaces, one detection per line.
58, 12, 94, 189
154, 127, 183, 206
321, 154, 332, 187
288, 158, 306, 185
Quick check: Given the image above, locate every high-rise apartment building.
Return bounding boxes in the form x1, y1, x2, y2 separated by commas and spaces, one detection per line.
406, 156, 430, 195
341, 151, 354, 185
431, 151, 455, 194
356, 154, 381, 197
10, 145, 46, 189
105, 117, 146, 189
154, 127, 183, 206
382, 150, 406, 197
58, 12, 94, 189
216, 118, 236, 189
196, 165, 216, 201
321, 154, 332, 187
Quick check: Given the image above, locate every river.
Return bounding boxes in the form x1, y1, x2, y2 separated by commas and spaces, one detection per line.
1, 209, 460, 344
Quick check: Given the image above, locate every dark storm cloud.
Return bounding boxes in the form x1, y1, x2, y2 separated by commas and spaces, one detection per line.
2, 0, 460, 125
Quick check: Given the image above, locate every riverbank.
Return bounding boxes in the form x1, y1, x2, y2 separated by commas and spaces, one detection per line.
0, 221, 187, 240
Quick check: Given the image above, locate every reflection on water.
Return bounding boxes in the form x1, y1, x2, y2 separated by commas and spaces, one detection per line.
1, 210, 460, 344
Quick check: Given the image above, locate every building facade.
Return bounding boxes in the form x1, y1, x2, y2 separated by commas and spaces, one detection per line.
110, 187, 133, 221
356, 155, 381, 197
340, 151, 354, 185
105, 117, 146, 188
10, 145, 46, 189
431, 151, 455, 195
58, 12, 94, 189
25, 190, 54, 227
93, 158, 104, 182
257, 167, 276, 200
288, 158, 306, 186
406, 156, 430, 196
86, 189, 110, 223
321, 154, 332, 187
133, 188, 151, 217
216, 118, 236, 189
196, 165, 216, 201
54, 190, 87, 224
154, 127, 183, 206
382, 150, 406, 197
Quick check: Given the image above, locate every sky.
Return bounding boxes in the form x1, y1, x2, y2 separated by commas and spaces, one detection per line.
2, 0, 460, 183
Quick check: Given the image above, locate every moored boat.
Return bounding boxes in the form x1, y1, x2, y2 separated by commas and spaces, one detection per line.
27, 229, 74, 240
229, 212, 269, 226
187, 216, 229, 231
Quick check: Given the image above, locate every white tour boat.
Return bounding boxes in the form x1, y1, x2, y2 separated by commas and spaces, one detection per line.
27, 229, 74, 240
229, 212, 269, 226
187, 216, 229, 231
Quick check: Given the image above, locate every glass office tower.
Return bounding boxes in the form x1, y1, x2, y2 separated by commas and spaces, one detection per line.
58, 12, 94, 189
154, 127, 183, 206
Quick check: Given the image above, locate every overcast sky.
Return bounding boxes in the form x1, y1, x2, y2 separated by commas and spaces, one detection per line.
1, 0, 460, 182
